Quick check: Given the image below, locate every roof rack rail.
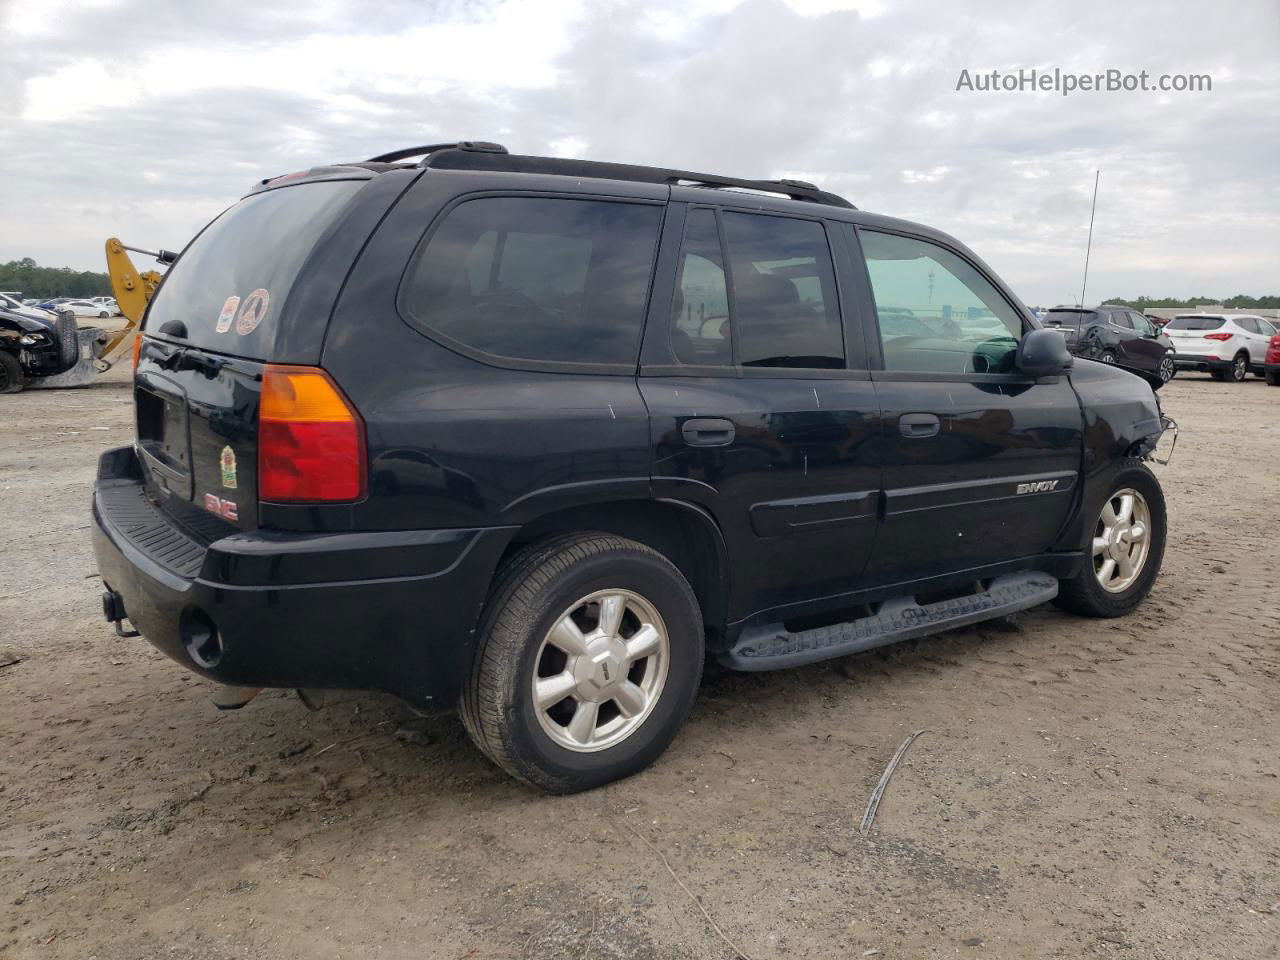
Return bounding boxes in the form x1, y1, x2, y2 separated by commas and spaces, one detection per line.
367, 141, 509, 164
419, 148, 855, 209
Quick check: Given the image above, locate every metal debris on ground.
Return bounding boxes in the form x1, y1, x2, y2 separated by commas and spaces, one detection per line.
860, 729, 927, 835
623, 822, 753, 960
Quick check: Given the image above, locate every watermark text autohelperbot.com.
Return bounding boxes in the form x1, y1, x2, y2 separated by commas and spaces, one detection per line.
956, 68, 1212, 96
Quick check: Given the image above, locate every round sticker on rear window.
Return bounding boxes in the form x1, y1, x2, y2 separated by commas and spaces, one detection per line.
235, 288, 270, 336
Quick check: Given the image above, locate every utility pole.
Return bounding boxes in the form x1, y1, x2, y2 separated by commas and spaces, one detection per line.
1080, 170, 1100, 307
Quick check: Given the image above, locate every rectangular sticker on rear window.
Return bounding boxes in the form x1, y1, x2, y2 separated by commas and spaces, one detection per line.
215, 295, 240, 333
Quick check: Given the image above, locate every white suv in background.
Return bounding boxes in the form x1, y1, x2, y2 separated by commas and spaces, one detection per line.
1165, 314, 1277, 382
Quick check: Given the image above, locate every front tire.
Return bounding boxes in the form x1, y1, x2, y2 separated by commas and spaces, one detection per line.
0, 351, 25, 393
460, 534, 704, 793
1053, 460, 1166, 618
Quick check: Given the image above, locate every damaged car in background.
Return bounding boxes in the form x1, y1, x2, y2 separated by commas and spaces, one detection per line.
0, 305, 102, 393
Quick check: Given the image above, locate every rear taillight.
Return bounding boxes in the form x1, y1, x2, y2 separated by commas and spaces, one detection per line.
131, 334, 142, 373
1203, 332, 1233, 341
258, 364, 365, 503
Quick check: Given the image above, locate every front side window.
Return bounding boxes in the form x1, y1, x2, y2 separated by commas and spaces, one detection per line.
1127, 312, 1155, 336
668, 209, 844, 370
860, 230, 1023, 374
403, 197, 662, 365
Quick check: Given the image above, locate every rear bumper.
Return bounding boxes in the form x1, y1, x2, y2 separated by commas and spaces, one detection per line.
91, 446, 514, 708
1171, 353, 1231, 372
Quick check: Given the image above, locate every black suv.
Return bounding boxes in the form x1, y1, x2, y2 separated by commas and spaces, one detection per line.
93, 143, 1172, 792
1043, 304, 1176, 386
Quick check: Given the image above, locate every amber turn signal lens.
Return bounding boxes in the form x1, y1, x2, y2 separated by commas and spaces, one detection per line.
131, 334, 142, 373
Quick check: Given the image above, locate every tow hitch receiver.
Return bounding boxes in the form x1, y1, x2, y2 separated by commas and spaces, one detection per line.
101, 589, 140, 638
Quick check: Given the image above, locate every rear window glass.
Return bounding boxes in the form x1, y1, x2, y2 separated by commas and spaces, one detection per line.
402, 197, 663, 366
1043, 309, 1095, 330
1165, 316, 1225, 330
146, 180, 364, 357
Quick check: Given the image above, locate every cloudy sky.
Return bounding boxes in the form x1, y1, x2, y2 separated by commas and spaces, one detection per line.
1, 0, 1276, 305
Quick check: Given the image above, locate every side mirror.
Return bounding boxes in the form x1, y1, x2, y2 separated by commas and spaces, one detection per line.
1018, 327, 1074, 380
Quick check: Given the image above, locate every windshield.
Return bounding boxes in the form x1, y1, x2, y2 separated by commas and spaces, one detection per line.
146, 180, 364, 359
1165, 316, 1225, 331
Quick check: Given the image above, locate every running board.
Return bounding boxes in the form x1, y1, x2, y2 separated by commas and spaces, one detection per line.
720, 571, 1059, 671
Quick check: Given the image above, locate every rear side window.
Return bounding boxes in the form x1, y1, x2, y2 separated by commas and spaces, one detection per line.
402, 197, 662, 366
723, 212, 844, 369
147, 181, 364, 358
668, 209, 845, 370
1165, 316, 1225, 330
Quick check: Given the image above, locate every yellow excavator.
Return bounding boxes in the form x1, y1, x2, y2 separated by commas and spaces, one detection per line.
28, 238, 169, 387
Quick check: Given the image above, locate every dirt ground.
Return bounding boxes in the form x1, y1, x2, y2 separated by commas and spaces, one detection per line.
0, 361, 1276, 960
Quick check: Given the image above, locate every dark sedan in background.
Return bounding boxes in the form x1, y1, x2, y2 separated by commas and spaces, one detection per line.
1043, 304, 1176, 386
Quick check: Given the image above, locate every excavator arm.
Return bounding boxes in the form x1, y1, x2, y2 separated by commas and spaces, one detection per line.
99, 237, 166, 366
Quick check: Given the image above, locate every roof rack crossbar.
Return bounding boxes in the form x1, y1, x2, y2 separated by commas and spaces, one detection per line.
420, 149, 855, 209
367, 141, 510, 164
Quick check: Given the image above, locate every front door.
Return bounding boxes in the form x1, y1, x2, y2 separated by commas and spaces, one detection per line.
850, 227, 1083, 584
639, 201, 882, 623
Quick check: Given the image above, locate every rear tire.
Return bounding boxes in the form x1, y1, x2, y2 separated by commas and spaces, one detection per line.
460, 534, 704, 793
1229, 352, 1248, 382
1099, 349, 1118, 365
1266, 369, 1280, 386
0, 352, 25, 393
1053, 460, 1166, 618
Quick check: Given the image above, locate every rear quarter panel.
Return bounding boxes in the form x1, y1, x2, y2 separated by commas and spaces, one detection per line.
317, 169, 656, 534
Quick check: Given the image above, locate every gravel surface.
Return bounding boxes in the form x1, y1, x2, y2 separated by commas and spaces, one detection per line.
0, 365, 1276, 959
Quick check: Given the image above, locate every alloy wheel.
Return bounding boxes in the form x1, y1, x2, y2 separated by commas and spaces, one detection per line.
531, 589, 670, 752
1101, 351, 1117, 364
1092, 488, 1152, 593
1159, 356, 1174, 382
1232, 354, 1247, 381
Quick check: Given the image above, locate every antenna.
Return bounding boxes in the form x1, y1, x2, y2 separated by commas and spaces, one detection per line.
1079, 170, 1100, 307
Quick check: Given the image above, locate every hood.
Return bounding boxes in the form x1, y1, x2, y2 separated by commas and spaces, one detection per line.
0, 308, 53, 333
8, 304, 58, 324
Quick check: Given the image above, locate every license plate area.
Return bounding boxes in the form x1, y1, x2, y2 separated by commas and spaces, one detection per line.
135, 375, 193, 500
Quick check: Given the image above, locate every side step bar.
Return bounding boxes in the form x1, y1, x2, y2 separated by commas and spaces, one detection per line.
721, 571, 1059, 671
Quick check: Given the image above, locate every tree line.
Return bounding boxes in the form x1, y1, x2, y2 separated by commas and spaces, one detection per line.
1102, 294, 1280, 310
0, 258, 113, 299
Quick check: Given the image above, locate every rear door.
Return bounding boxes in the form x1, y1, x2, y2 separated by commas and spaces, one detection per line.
1238, 317, 1272, 365
850, 226, 1083, 584
1118, 310, 1168, 374
135, 174, 408, 534
639, 199, 882, 623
